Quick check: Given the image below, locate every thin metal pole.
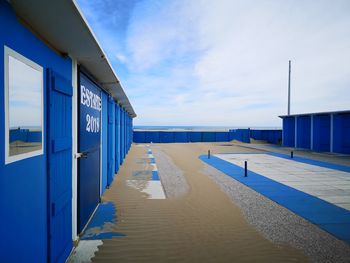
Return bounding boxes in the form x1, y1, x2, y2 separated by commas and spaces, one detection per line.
291, 151, 294, 158
244, 161, 247, 177
208, 150, 210, 159
288, 60, 291, 115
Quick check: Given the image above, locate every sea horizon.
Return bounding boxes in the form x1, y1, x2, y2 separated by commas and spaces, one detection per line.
133, 125, 282, 131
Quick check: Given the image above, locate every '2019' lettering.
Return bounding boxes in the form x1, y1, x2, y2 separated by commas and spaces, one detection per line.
86, 114, 100, 133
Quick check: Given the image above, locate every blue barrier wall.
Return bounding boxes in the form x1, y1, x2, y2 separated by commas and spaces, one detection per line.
296, 116, 311, 149
229, 129, 251, 143
189, 132, 202, 142
133, 129, 284, 144
215, 132, 229, 142
250, 130, 282, 144
159, 132, 174, 143
202, 132, 216, 142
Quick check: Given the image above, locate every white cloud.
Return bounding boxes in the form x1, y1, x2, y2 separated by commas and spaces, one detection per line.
78, 0, 350, 126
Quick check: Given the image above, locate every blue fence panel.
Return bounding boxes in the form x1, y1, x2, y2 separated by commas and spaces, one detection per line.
174, 132, 189, 142
159, 132, 174, 143
188, 132, 202, 142
229, 129, 250, 143
133, 131, 146, 143
202, 132, 216, 142
215, 132, 229, 142
145, 131, 160, 143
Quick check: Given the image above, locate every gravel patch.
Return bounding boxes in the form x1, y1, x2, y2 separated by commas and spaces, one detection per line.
151, 146, 189, 198
202, 164, 350, 263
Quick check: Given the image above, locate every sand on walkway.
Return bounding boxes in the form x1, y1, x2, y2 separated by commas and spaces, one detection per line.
92, 142, 308, 262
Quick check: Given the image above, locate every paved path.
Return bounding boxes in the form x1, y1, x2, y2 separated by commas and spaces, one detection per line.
216, 153, 350, 211
201, 153, 350, 244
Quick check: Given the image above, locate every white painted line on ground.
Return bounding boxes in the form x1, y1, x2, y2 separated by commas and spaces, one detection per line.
151, 163, 158, 171
215, 153, 350, 211
142, 181, 166, 199
126, 180, 166, 199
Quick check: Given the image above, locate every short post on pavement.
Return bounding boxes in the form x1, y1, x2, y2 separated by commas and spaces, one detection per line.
244, 161, 247, 177
208, 150, 211, 159
291, 151, 294, 159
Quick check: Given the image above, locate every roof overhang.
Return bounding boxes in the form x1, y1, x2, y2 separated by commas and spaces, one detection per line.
279, 110, 350, 118
10, 0, 136, 118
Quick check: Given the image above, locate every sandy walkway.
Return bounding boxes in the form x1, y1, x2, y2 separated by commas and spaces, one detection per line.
91, 142, 308, 262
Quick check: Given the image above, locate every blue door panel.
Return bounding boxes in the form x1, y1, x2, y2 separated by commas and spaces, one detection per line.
47, 69, 72, 263
313, 115, 330, 152
78, 72, 101, 233
283, 117, 295, 147
297, 116, 311, 149
101, 92, 108, 193
333, 113, 350, 154
189, 132, 202, 142
115, 104, 121, 170
108, 98, 115, 186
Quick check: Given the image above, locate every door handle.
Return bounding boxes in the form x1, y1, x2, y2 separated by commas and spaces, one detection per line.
74, 151, 88, 159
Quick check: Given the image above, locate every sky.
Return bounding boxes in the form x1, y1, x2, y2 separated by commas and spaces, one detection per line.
77, 0, 350, 127
9, 56, 42, 128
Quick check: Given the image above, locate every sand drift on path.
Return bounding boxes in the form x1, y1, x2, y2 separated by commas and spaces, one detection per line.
92, 143, 307, 262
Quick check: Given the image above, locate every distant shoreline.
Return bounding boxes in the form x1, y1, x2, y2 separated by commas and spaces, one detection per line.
134, 126, 282, 132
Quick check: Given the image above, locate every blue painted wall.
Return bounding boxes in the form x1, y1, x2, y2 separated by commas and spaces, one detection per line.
215, 132, 229, 142
229, 129, 251, 143
115, 104, 120, 171
101, 92, 108, 193
282, 117, 295, 147
159, 132, 175, 143
189, 132, 202, 142
296, 116, 311, 149
0, 2, 72, 262
107, 97, 115, 186
133, 130, 257, 144
202, 132, 216, 142
250, 130, 282, 144
174, 132, 189, 142
333, 113, 350, 154
313, 114, 330, 152
282, 112, 349, 154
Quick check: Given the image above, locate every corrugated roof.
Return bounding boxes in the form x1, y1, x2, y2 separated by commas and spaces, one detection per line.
10, 0, 136, 117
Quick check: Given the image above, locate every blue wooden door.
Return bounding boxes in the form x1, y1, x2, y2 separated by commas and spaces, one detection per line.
107, 97, 115, 186
47, 69, 73, 263
115, 104, 120, 171
78, 73, 101, 233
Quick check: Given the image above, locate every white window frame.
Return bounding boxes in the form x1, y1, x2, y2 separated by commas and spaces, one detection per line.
4, 46, 44, 164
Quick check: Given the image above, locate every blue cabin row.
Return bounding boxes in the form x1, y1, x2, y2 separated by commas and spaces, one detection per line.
280, 111, 350, 154
0, 1, 135, 263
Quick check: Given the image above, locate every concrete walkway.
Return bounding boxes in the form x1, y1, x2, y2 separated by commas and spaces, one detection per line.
216, 153, 350, 211
201, 152, 350, 244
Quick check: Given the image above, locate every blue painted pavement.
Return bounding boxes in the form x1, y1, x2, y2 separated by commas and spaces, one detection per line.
80, 202, 125, 240
200, 155, 350, 244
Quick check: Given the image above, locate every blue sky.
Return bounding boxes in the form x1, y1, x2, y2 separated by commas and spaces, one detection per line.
77, 0, 350, 127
